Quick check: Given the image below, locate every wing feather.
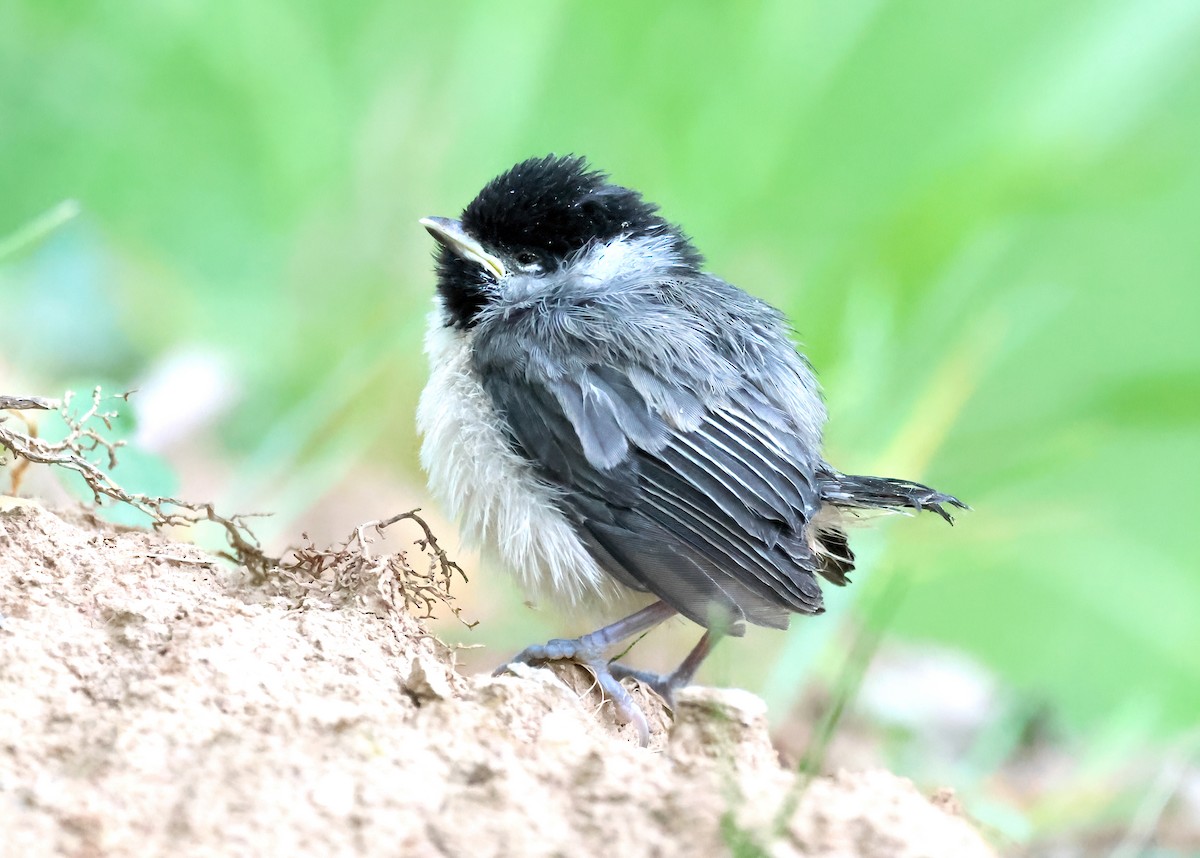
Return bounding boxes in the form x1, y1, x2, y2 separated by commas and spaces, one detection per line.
481, 360, 827, 629
636, 465, 823, 611
704, 409, 818, 517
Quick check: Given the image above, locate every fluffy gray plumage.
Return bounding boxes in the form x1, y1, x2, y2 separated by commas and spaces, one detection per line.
471, 241, 831, 631
419, 155, 964, 640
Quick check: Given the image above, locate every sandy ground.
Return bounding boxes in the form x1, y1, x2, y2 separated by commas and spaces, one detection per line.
0, 502, 995, 857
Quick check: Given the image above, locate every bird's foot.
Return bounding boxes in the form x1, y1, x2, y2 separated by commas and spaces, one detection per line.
496, 639, 651, 747
610, 629, 715, 710
608, 664, 691, 709
492, 602, 680, 747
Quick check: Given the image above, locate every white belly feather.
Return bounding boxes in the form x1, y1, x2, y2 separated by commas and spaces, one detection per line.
417, 313, 642, 614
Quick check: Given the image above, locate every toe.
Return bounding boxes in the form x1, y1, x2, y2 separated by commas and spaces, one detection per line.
587, 662, 650, 747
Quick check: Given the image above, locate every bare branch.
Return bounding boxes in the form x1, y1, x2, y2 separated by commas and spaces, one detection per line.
2, 388, 473, 626
1, 387, 272, 574
0, 395, 60, 411
267, 510, 475, 627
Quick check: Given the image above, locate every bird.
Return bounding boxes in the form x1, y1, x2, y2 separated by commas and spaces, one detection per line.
417, 155, 964, 745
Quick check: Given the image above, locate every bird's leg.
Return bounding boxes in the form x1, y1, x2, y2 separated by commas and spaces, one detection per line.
609, 630, 720, 708
496, 600, 677, 745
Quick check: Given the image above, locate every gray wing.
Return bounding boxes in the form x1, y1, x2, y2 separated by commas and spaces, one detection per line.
481, 363, 828, 633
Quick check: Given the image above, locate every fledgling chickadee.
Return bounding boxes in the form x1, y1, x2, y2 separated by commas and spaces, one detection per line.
418, 155, 963, 745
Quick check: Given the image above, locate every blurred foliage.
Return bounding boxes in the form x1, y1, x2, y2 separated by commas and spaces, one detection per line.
2, 0, 1198, 794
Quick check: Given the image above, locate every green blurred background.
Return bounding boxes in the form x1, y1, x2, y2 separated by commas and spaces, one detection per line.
3, 1, 1198, 850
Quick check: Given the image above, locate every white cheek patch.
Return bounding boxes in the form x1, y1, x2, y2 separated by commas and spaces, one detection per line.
497, 273, 543, 303
570, 235, 684, 285
492, 235, 682, 311
416, 309, 640, 613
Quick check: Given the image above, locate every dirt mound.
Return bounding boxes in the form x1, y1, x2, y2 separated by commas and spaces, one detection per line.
0, 503, 994, 857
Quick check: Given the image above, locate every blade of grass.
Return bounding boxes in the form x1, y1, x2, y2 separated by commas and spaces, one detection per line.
0, 200, 81, 262
762, 310, 1002, 717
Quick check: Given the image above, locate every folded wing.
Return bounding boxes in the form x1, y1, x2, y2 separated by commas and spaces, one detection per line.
482, 362, 830, 633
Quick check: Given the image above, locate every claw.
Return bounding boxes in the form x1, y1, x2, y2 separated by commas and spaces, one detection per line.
586, 659, 650, 746
491, 601, 684, 748
496, 645, 652, 746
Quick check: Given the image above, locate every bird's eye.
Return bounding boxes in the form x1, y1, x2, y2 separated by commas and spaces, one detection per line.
514, 250, 542, 271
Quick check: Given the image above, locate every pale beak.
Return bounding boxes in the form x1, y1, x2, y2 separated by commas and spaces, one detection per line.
420, 216, 506, 280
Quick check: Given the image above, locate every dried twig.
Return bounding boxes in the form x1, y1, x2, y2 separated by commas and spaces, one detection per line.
1, 387, 274, 575
269, 510, 475, 627
2, 388, 472, 625
0, 395, 59, 411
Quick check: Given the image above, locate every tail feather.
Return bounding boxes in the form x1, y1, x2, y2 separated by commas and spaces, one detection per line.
813, 526, 855, 586
819, 473, 967, 524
